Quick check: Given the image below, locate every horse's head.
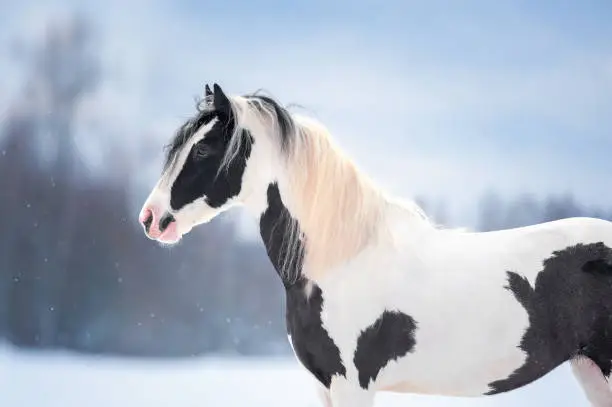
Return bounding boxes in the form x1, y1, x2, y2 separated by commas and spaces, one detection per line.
138, 83, 275, 244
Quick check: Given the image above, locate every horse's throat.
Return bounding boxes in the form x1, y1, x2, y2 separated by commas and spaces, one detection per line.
258, 182, 306, 286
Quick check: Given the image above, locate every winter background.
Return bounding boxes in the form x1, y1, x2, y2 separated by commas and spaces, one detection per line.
1, 0, 611, 406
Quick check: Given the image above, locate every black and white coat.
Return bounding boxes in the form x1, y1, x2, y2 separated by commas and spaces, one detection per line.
140, 84, 612, 407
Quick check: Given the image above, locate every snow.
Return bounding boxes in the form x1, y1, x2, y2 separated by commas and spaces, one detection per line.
0, 344, 590, 406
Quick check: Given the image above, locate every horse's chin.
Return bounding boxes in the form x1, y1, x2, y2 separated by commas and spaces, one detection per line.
191, 213, 219, 228
154, 213, 217, 246
155, 221, 187, 246
157, 234, 183, 246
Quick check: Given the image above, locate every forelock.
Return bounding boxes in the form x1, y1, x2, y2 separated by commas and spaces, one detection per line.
164, 88, 299, 178
163, 98, 217, 171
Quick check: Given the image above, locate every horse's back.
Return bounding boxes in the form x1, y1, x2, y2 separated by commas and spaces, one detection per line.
465, 216, 612, 278
544, 216, 612, 243
477, 216, 612, 243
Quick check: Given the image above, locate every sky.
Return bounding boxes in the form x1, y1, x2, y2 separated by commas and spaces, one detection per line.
1, 0, 611, 229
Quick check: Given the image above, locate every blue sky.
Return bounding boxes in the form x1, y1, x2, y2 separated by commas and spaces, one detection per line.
1, 0, 611, 228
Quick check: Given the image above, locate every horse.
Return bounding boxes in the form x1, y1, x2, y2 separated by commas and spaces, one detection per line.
139, 83, 612, 407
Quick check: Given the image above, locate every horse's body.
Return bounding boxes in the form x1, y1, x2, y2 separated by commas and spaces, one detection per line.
298, 215, 612, 399
139, 84, 612, 406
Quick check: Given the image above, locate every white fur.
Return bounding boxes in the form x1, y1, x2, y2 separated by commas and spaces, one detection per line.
141, 89, 612, 406
316, 216, 612, 397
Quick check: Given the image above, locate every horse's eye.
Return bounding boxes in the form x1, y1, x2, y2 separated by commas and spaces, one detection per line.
193, 144, 211, 161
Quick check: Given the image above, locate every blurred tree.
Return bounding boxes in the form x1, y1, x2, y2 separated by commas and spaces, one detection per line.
542, 193, 583, 222
477, 190, 505, 232
0, 15, 101, 348
503, 193, 542, 229
0, 111, 39, 338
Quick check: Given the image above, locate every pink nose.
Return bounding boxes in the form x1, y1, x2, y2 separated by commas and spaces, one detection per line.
139, 205, 175, 238
139, 207, 155, 233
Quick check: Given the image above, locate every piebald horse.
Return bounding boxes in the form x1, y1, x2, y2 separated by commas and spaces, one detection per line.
139, 83, 612, 406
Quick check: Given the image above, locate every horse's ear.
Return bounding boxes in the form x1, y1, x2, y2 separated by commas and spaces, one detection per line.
202, 84, 214, 109
213, 83, 231, 118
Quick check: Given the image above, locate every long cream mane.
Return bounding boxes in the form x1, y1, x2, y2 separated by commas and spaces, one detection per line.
220, 93, 432, 280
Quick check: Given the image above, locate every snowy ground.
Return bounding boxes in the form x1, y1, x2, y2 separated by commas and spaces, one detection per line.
0, 344, 590, 406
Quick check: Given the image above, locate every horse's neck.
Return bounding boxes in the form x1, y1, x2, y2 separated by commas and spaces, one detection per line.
257, 182, 305, 287
255, 150, 393, 282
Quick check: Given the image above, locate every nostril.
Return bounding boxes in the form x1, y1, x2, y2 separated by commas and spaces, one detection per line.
142, 211, 153, 233
159, 213, 175, 233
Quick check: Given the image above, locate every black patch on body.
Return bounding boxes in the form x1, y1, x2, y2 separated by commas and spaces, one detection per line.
354, 310, 418, 389
259, 183, 345, 388
487, 242, 612, 394
259, 183, 304, 284
286, 278, 347, 388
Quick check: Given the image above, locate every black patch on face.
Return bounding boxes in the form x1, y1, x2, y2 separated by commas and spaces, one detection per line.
166, 88, 297, 212
259, 183, 346, 388
164, 109, 216, 171
353, 310, 418, 389
169, 116, 253, 211
486, 242, 612, 395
